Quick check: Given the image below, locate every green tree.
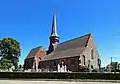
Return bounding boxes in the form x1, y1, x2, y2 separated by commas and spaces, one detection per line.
110, 62, 118, 72
0, 38, 21, 70
0, 58, 13, 71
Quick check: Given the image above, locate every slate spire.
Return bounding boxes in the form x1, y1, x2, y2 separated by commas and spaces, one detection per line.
48, 13, 59, 54
50, 13, 58, 37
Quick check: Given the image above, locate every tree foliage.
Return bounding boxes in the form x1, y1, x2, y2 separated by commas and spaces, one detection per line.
0, 38, 21, 70
110, 62, 118, 72
0, 58, 13, 70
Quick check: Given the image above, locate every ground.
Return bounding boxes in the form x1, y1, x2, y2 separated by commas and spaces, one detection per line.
0, 80, 119, 84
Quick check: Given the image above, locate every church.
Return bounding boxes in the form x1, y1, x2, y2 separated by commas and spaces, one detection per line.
23, 14, 101, 72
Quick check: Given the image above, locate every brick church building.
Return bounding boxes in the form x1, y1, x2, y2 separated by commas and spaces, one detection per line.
23, 14, 101, 72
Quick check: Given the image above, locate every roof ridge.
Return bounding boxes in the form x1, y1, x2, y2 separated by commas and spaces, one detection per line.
58, 33, 91, 45
26, 46, 43, 58
85, 33, 92, 47
31, 46, 42, 50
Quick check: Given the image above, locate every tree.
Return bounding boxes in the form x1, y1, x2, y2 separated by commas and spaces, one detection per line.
0, 58, 13, 71
0, 38, 21, 70
106, 62, 118, 72
110, 62, 118, 72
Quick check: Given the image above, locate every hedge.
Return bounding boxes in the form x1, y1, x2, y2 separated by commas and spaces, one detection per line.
0, 72, 120, 80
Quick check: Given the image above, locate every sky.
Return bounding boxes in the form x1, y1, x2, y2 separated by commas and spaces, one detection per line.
0, 0, 120, 67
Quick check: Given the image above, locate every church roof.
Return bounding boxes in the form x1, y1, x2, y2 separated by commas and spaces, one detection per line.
26, 46, 43, 59
42, 33, 91, 61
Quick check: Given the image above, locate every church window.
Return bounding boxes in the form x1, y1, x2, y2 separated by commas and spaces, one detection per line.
82, 55, 85, 65
79, 60, 81, 64
98, 59, 101, 66
91, 49, 94, 59
91, 65, 93, 69
39, 57, 41, 60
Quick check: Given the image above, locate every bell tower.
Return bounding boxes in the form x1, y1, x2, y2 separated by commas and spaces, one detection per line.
47, 13, 59, 54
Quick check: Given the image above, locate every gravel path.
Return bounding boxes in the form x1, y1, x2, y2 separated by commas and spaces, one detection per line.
0, 80, 120, 84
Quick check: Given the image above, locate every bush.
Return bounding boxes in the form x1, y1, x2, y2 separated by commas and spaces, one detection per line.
0, 72, 120, 80
92, 68, 99, 72
79, 66, 89, 72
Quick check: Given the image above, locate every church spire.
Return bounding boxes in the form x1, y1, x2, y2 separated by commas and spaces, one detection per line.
47, 13, 59, 54
50, 13, 58, 37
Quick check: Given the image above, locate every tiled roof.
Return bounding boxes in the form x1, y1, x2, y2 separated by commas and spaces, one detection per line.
26, 46, 43, 59
42, 33, 91, 61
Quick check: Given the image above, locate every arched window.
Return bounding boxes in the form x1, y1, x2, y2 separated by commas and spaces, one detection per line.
82, 55, 85, 65
39, 57, 41, 60
91, 49, 94, 59
98, 59, 101, 66
91, 65, 93, 69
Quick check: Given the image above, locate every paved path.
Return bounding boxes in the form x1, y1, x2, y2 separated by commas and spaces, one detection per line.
0, 80, 120, 84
